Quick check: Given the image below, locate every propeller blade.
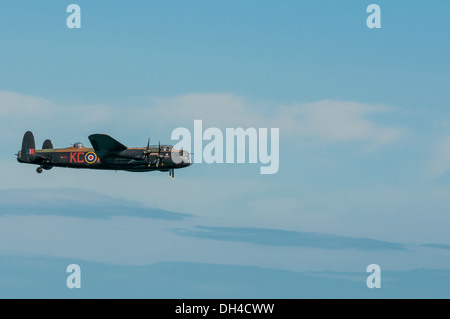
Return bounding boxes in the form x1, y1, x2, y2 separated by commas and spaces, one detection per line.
154, 141, 162, 167
145, 138, 151, 166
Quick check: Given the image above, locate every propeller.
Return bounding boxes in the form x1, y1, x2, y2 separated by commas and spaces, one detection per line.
155, 141, 164, 167
143, 138, 151, 166
143, 139, 164, 167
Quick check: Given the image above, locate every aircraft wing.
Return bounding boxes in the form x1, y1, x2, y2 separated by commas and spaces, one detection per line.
88, 134, 128, 159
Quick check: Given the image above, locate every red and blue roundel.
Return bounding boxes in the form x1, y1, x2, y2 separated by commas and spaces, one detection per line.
85, 152, 97, 164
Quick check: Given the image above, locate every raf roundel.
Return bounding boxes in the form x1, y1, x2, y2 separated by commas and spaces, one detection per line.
85, 152, 97, 164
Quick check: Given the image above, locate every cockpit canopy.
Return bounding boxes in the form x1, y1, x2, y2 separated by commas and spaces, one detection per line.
73, 142, 84, 148
149, 145, 172, 152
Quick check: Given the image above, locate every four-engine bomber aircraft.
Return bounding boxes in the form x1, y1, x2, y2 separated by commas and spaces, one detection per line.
16, 131, 191, 178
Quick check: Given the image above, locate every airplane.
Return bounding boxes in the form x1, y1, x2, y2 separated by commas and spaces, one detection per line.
16, 131, 191, 178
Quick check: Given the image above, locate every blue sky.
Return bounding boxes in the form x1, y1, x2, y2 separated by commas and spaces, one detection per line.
0, 1, 450, 298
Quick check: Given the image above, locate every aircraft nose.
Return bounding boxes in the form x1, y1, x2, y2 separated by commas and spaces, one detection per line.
181, 152, 192, 167
186, 151, 192, 166
172, 149, 192, 166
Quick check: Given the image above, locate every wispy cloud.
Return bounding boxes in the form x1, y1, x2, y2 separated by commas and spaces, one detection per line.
150, 95, 406, 148
426, 135, 450, 179
0, 189, 449, 272
0, 91, 56, 118
422, 243, 450, 250
284, 100, 404, 146
0, 91, 406, 150
0, 189, 191, 220
151, 93, 267, 128
173, 226, 406, 251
